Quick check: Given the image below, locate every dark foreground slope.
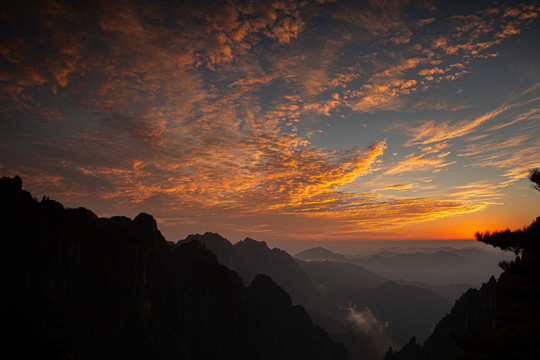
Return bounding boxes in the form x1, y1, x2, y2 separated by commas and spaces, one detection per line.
386, 216, 540, 360
0, 176, 347, 360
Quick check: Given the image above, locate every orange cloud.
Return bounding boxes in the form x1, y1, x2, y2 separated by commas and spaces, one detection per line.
417, 18, 435, 26
264, 15, 305, 44
347, 58, 421, 112
466, 145, 540, 185
377, 183, 416, 191
384, 151, 453, 175
446, 182, 504, 201
406, 104, 512, 146
458, 134, 531, 157
418, 67, 446, 76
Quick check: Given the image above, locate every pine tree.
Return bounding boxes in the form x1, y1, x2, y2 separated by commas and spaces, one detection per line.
529, 168, 540, 192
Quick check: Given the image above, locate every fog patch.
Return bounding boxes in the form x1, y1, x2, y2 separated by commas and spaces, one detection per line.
345, 305, 388, 337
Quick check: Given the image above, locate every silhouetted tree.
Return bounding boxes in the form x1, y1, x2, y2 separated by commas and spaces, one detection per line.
530, 168, 540, 192
476, 169, 540, 257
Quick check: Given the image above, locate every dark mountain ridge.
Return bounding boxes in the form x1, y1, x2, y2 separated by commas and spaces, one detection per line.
0, 176, 346, 360
180, 233, 316, 305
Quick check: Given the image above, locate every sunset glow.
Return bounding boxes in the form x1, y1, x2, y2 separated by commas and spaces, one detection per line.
1, 0, 539, 244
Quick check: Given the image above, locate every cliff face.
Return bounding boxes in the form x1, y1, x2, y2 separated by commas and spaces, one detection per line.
418, 276, 499, 359
0, 176, 347, 360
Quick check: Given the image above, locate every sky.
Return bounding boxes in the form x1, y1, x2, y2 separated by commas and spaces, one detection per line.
1, 0, 539, 247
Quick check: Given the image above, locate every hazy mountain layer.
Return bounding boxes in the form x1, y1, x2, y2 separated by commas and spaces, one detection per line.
297, 260, 389, 292
182, 232, 452, 353
295, 245, 511, 290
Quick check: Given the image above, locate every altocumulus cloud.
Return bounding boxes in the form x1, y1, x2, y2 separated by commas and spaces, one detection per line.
1, 0, 539, 241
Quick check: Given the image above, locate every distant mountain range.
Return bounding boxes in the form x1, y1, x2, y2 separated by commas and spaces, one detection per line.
296, 259, 388, 292
294, 246, 351, 262
295, 244, 511, 294
180, 232, 454, 356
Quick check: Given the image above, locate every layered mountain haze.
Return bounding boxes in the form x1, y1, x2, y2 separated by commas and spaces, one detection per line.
180, 231, 458, 357
295, 244, 513, 301
297, 260, 389, 292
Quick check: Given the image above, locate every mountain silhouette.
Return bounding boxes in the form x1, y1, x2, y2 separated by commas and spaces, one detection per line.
295, 247, 351, 262
180, 233, 316, 305
0, 176, 347, 360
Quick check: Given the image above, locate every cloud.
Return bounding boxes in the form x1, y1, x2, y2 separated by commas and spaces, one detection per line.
21, 128, 387, 212
347, 58, 422, 112
446, 182, 504, 201
284, 196, 482, 237
315, 1, 539, 113
487, 107, 540, 131
327, 0, 423, 37
410, 97, 471, 112
428, 3, 538, 60
466, 146, 540, 185
417, 17, 435, 26
405, 104, 512, 146
377, 183, 416, 191
385, 151, 453, 175
264, 15, 305, 44
346, 305, 388, 337
458, 134, 531, 157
